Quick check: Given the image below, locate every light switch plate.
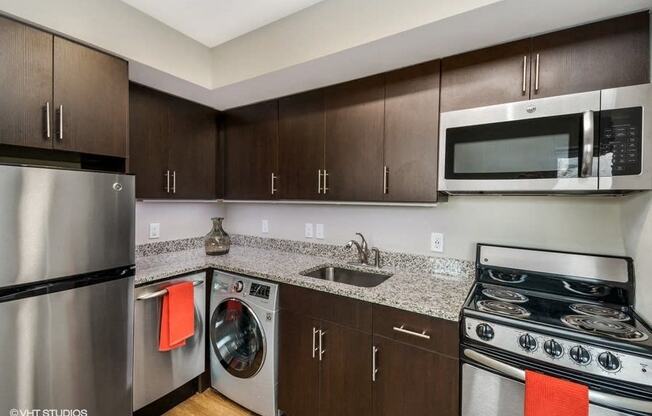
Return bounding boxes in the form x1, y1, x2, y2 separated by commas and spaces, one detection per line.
315, 224, 324, 239
431, 232, 444, 252
305, 223, 314, 238
149, 223, 160, 239
262, 219, 269, 233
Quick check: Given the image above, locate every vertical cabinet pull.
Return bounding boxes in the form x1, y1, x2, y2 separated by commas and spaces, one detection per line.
56, 105, 64, 140
312, 327, 319, 359
521, 56, 527, 94
164, 170, 170, 193
372, 346, 379, 382
323, 170, 329, 194
318, 329, 326, 361
172, 170, 176, 194
44, 102, 51, 139
534, 53, 540, 93
271, 173, 278, 195
383, 166, 389, 194
317, 170, 323, 194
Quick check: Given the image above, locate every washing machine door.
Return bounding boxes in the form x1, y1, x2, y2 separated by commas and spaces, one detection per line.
211, 298, 266, 379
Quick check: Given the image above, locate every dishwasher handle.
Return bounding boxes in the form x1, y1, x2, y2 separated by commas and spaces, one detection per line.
136, 280, 204, 301
463, 349, 652, 414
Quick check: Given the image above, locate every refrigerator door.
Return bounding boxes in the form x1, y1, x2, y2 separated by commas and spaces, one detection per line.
0, 273, 134, 415
0, 164, 135, 287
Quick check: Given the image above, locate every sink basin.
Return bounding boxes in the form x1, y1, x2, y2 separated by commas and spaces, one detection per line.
300, 266, 392, 288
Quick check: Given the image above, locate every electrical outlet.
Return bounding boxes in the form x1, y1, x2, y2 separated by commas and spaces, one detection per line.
262, 219, 269, 233
431, 232, 444, 253
149, 223, 160, 239
315, 224, 324, 239
305, 223, 314, 238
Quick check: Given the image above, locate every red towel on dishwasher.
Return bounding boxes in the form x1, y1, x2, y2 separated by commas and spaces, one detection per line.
525, 370, 589, 416
159, 281, 195, 351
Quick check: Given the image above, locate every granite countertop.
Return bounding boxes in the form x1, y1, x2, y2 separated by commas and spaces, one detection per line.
135, 245, 473, 322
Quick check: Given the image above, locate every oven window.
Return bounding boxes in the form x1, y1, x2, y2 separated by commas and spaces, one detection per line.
445, 114, 585, 180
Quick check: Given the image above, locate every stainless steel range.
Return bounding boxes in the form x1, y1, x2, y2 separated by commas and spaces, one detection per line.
461, 244, 652, 416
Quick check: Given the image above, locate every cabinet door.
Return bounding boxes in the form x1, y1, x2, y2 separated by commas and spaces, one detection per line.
319, 321, 373, 416
441, 39, 531, 112
278, 310, 320, 416
325, 75, 385, 201
224, 101, 278, 200
168, 96, 218, 199
531, 12, 649, 99
372, 336, 459, 416
0, 16, 53, 149
384, 61, 440, 202
128, 83, 171, 199
278, 90, 325, 199
53, 36, 128, 157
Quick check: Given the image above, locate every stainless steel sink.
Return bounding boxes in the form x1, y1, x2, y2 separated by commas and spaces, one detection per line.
300, 266, 392, 288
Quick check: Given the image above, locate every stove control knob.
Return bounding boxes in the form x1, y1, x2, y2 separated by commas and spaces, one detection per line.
544, 340, 564, 358
570, 346, 591, 365
476, 324, 494, 341
518, 334, 537, 351
234, 281, 244, 293
598, 352, 620, 372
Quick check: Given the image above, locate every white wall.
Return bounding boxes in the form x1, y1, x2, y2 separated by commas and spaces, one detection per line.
223, 196, 625, 261
135, 202, 225, 245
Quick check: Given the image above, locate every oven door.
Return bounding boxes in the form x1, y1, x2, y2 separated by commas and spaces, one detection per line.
439, 91, 600, 193
462, 349, 652, 416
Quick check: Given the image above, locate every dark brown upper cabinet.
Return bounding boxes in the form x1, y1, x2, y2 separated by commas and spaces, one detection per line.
441, 39, 532, 112
0, 16, 128, 157
324, 75, 385, 201
53, 37, 128, 157
224, 100, 279, 200
530, 12, 649, 99
383, 61, 441, 202
441, 12, 649, 112
129, 83, 219, 200
0, 16, 53, 149
278, 90, 325, 200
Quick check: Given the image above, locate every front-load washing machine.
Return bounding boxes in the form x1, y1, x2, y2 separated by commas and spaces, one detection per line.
210, 271, 279, 416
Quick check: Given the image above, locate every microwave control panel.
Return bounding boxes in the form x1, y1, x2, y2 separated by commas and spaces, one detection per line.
599, 107, 643, 176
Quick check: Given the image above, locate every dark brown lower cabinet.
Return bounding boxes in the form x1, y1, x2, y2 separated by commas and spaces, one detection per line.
372, 335, 459, 416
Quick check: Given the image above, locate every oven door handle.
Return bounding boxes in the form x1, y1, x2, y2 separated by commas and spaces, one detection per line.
464, 349, 652, 414
580, 110, 595, 178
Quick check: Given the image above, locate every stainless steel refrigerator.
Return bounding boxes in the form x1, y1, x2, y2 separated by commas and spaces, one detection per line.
0, 164, 135, 415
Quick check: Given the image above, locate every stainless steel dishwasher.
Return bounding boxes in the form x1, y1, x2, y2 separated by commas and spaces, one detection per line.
133, 272, 206, 411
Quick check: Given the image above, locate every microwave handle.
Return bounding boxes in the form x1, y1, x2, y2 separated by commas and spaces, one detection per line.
580, 110, 595, 178
464, 349, 652, 414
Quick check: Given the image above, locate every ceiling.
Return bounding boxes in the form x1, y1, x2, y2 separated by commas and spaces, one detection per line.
120, 0, 325, 47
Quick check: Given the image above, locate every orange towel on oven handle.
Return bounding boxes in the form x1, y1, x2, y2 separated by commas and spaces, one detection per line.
525, 370, 589, 416
159, 281, 195, 352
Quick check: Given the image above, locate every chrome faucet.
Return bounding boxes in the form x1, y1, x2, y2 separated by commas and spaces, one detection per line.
345, 233, 382, 267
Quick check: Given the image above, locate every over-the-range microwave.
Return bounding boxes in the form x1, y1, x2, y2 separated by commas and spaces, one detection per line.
438, 83, 652, 194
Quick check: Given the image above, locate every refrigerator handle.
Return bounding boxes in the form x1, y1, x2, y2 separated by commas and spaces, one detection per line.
580, 110, 595, 178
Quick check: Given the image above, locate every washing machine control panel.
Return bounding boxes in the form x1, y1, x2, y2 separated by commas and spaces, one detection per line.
250, 283, 271, 299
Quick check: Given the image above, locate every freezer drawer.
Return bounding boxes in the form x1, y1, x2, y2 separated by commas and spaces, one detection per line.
0, 275, 134, 415
134, 272, 206, 411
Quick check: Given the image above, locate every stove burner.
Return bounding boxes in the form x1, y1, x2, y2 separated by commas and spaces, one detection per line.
569, 303, 629, 321
482, 287, 529, 304
488, 270, 527, 284
562, 281, 611, 298
476, 300, 531, 318
561, 315, 648, 342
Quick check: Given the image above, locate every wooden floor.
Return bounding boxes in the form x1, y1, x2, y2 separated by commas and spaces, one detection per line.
164, 389, 256, 416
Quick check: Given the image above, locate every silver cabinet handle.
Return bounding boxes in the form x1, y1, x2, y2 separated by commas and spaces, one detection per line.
172, 170, 176, 194
164, 170, 170, 193
522, 55, 527, 94
45, 102, 51, 139
372, 346, 379, 382
318, 329, 326, 361
323, 170, 329, 194
312, 327, 319, 359
464, 349, 652, 414
136, 280, 204, 301
271, 173, 278, 195
383, 166, 389, 194
580, 110, 595, 178
57, 105, 63, 140
318, 170, 323, 194
392, 324, 430, 340
534, 53, 540, 93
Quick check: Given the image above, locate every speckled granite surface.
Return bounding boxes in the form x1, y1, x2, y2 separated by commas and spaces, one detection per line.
136, 243, 474, 322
